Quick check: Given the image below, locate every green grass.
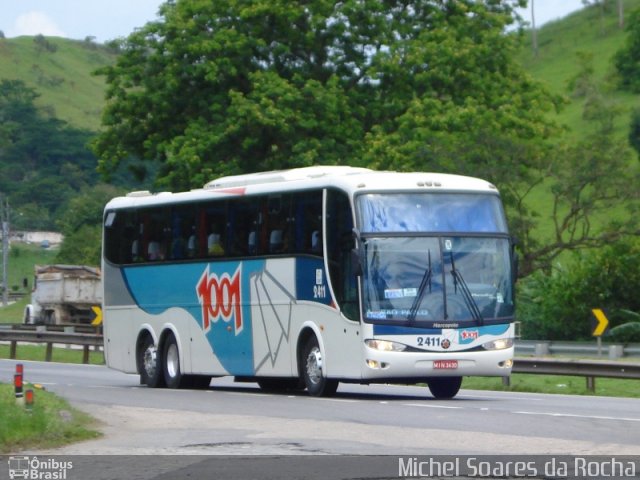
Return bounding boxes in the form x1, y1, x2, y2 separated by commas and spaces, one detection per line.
0, 383, 101, 453
6, 243, 58, 294
464, 373, 640, 398
0, 243, 59, 324
0, 344, 105, 365
0, 296, 30, 324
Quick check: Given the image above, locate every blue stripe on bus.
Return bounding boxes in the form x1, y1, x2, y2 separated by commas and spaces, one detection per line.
121, 257, 332, 376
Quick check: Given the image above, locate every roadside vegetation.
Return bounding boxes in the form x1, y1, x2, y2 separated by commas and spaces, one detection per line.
463, 374, 640, 399
0, 345, 104, 365
0, 383, 100, 453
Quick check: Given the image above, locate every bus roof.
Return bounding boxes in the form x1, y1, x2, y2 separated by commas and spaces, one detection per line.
105, 166, 499, 210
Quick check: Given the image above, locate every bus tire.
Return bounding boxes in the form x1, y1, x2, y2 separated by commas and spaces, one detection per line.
427, 376, 462, 399
301, 336, 338, 397
138, 334, 165, 388
163, 333, 187, 389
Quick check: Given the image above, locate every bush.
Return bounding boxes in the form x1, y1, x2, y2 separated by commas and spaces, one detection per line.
518, 238, 640, 341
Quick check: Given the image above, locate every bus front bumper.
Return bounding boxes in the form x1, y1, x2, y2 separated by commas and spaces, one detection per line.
361, 346, 514, 380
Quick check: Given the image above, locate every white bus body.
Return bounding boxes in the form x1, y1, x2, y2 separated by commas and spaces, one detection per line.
102, 166, 516, 398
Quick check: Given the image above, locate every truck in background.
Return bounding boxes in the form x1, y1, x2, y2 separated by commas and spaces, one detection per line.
23, 265, 102, 325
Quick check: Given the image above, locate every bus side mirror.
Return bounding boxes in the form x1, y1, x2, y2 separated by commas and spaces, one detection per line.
351, 249, 363, 277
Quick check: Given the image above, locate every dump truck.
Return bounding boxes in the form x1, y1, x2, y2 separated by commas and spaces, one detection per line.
23, 265, 102, 324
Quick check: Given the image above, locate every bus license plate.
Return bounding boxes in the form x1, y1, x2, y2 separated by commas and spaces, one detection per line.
433, 360, 458, 370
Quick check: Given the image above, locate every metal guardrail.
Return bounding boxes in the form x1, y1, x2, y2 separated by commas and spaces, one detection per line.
5, 323, 103, 335
513, 357, 640, 378
0, 328, 103, 364
512, 357, 640, 391
515, 340, 640, 359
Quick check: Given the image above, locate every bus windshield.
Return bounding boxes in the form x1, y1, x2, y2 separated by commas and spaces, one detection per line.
357, 193, 514, 325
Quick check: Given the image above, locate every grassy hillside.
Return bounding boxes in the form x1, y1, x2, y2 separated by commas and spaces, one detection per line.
515, 1, 640, 246
518, 0, 640, 138
0, 36, 116, 131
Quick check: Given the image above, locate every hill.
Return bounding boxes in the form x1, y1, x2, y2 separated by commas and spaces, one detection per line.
0, 36, 116, 131
0, 4, 638, 249
518, 0, 640, 138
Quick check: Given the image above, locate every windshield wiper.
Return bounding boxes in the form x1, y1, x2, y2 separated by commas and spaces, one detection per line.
407, 250, 432, 323
449, 251, 484, 325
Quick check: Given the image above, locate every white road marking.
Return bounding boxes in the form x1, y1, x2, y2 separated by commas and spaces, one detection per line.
403, 403, 463, 410
515, 411, 640, 422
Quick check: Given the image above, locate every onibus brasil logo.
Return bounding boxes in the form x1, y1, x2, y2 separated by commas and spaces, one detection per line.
196, 264, 243, 335
8, 456, 72, 479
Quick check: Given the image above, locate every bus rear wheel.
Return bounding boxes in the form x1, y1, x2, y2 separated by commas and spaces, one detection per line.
163, 334, 187, 389
138, 335, 164, 388
427, 377, 462, 399
301, 337, 338, 397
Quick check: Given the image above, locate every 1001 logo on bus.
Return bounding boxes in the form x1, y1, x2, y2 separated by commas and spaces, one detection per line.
196, 265, 243, 335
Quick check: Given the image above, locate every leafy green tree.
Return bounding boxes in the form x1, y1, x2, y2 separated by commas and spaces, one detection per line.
518, 238, 640, 340
94, 0, 640, 278
613, 7, 640, 92
517, 100, 638, 276
55, 184, 124, 265
513, 53, 640, 276
94, 0, 556, 192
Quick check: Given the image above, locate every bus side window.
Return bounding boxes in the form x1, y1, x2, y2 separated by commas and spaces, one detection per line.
292, 191, 322, 256
228, 198, 259, 256
266, 194, 291, 255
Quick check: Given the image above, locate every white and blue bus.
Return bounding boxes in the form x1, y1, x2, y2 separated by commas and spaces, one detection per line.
102, 166, 516, 398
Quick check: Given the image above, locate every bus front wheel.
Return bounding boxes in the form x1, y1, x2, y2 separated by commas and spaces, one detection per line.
301, 337, 338, 397
427, 377, 462, 399
138, 335, 164, 388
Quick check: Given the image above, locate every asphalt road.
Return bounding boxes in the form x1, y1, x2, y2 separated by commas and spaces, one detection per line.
1, 359, 639, 456
1, 359, 640, 480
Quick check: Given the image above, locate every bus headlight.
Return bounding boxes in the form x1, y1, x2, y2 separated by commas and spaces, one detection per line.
365, 339, 407, 352
482, 338, 514, 350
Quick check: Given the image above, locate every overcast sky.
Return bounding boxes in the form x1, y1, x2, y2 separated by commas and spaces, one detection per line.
1, 0, 587, 44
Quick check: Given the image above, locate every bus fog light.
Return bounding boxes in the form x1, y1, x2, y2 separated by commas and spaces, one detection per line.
365, 339, 407, 352
367, 359, 380, 369
500, 359, 513, 368
482, 338, 513, 350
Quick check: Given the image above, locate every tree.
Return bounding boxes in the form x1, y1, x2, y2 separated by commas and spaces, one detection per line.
613, 7, 640, 92
94, 0, 553, 193
94, 0, 640, 279
514, 52, 640, 276
55, 184, 124, 265
0, 79, 99, 230
518, 238, 640, 340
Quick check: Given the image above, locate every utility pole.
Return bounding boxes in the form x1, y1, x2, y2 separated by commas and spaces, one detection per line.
618, 0, 624, 29
531, 0, 538, 57
1, 195, 8, 306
